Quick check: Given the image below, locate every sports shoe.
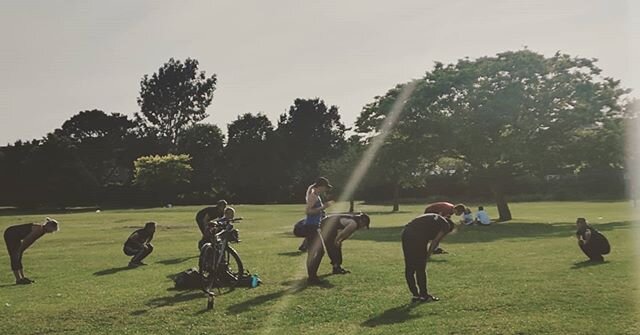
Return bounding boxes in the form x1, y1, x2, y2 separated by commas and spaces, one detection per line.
419, 294, 440, 302
432, 248, 448, 255
16, 278, 32, 285
128, 262, 140, 268
306, 276, 323, 285
332, 267, 350, 274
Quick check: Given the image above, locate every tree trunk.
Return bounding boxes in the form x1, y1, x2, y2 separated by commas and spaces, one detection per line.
349, 199, 355, 213
491, 186, 512, 221
392, 183, 400, 212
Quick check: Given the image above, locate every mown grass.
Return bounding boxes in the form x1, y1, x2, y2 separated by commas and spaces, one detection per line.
0, 201, 638, 335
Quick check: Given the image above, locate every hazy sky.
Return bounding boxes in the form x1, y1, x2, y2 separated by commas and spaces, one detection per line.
0, 0, 638, 145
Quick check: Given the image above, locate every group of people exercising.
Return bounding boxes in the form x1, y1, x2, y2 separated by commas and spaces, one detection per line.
3, 178, 612, 304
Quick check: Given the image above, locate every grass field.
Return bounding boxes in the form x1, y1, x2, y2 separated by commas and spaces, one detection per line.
0, 201, 638, 335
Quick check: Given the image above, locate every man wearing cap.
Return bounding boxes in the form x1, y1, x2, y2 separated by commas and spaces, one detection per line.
195, 200, 227, 250
3, 217, 59, 285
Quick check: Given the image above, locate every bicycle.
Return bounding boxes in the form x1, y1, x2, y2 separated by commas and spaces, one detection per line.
198, 217, 244, 310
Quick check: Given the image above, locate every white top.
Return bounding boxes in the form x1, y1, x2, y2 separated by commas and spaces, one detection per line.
475, 210, 491, 225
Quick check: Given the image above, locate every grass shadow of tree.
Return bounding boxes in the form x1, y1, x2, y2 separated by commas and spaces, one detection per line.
351, 221, 631, 244
361, 303, 422, 327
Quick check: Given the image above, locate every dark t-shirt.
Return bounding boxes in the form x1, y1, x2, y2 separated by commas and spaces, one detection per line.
196, 207, 224, 223
405, 214, 450, 241
424, 202, 455, 217
124, 228, 154, 249
576, 225, 605, 242
4, 223, 36, 241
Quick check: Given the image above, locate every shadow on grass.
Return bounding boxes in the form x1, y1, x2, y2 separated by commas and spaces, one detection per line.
361, 303, 421, 327
156, 256, 198, 265
131, 290, 205, 316
93, 266, 135, 276
226, 276, 333, 314
278, 251, 304, 257
351, 221, 631, 244
571, 260, 609, 269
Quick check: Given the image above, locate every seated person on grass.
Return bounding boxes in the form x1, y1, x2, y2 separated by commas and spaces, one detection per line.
460, 207, 474, 225
124, 221, 156, 267
575, 217, 610, 262
474, 206, 491, 225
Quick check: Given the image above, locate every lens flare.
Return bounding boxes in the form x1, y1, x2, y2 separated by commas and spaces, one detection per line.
337, 80, 419, 204
262, 81, 419, 331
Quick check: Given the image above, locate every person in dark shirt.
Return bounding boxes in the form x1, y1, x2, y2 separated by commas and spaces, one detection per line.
196, 200, 227, 250
575, 217, 610, 262
124, 222, 156, 267
306, 213, 370, 282
401, 214, 454, 303
3, 217, 59, 285
423, 202, 465, 254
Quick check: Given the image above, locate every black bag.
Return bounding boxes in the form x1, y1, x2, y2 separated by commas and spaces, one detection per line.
293, 218, 311, 237
173, 268, 202, 290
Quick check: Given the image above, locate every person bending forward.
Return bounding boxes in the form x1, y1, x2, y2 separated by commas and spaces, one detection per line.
401, 213, 454, 303
3, 217, 59, 285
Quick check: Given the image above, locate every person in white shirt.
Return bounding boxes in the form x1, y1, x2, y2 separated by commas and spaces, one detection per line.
474, 206, 491, 225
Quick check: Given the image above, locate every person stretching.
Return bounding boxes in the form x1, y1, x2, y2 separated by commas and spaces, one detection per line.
307, 213, 370, 278
401, 213, 454, 303
124, 222, 156, 267
4, 217, 59, 285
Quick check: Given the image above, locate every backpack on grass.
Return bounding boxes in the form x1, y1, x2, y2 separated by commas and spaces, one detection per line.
173, 268, 203, 290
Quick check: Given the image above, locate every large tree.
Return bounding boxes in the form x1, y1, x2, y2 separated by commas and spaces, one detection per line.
177, 123, 225, 201
412, 50, 629, 220
133, 154, 193, 205
136, 58, 217, 151
355, 82, 442, 211
55, 109, 135, 186
276, 98, 347, 200
224, 113, 283, 203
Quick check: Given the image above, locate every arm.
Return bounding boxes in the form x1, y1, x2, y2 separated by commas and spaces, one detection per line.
18, 231, 42, 253
426, 231, 447, 259
305, 193, 329, 215
335, 220, 358, 247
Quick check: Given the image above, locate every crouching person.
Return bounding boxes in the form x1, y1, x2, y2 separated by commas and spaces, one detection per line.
576, 218, 610, 262
124, 222, 156, 267
4, 217, 59, 285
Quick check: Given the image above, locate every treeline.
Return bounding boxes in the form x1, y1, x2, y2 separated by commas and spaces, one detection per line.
0, 50, 635, 219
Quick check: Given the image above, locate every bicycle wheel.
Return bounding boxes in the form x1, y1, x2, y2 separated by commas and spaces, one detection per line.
222, 246, 244, 283
198, 243, 216, 291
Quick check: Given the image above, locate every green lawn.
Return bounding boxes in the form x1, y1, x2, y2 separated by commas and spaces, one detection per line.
0, 201, 638, 335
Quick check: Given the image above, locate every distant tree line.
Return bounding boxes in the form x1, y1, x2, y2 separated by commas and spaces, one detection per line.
0, 51, 634, 218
